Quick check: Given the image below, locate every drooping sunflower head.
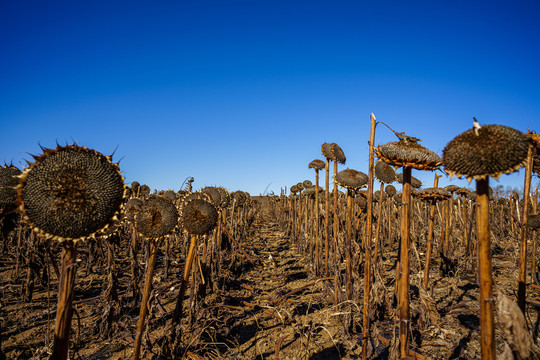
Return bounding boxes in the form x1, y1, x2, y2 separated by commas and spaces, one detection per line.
444, 184, 460, 193
443, 124, 531, 181
330, 143, 346, 165
385, 184, 397, 197
162, 190, 177, 203
417, 187, 451, 201
375, 160, 396, 184
232, 191, 247, 206
396, 172, 423, 189
217, 187, 230, 208
135, 195, 179, 239
130, 181, 141, 195
308, 159, 325, 171
125, 198, 143, 222
17, 144, 127, 242
303, 185, 323, 197
376, 140, 441, 170
0, 164, 21, 213
335, 168, 368, 190
140, 184, 152, 196
200, 186, 222, 208
181, 198, 218, 235
321, 142, 333, 160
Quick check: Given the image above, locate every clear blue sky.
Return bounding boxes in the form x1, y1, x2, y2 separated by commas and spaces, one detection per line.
2, 1, 539, 195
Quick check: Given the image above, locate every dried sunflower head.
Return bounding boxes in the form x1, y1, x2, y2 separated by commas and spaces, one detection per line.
331, 143, 346, 164
355, 195, 367, 209
417, 187, 451, 201
396, 173, 423, 188
232, 191, 247, 205
125, 198, 143, 222
375, 160, 396, 184
376, 140, 441, 170
303, 180, 313, 188
179, 191, 211, 211
181, 198, 218, 235
290, 185, 299, 195
139, 184, 151, 196
17, 144, 127, 242
374, 190, 386, 202
443, 124, 531, 181
303, 185, 323, 197
217, 187, 230, 208
335, 168, 368, 190
296, 182, 304, 191
308, 159, 326, 171
200, 187, 222, 208
385, 184, 397, 197
0, 164, 21, 213
321, 142, 333, 160
135, 195, 178, 239
130, 181, 140, 194
445, 185, 460, 193
526, 130, 540, 154
163, 190, 177, 203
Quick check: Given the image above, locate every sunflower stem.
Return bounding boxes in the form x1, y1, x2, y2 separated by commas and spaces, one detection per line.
362, 113, 376, 360
398, 166, 412, 359
50, 240, 77, 360
477, 177, 495, 360
518, 145, 533, 312
132, 240, 157, 360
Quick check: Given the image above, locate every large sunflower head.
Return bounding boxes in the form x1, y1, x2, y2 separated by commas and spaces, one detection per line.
17, 144, 127, 242
443, 124, 531, 181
